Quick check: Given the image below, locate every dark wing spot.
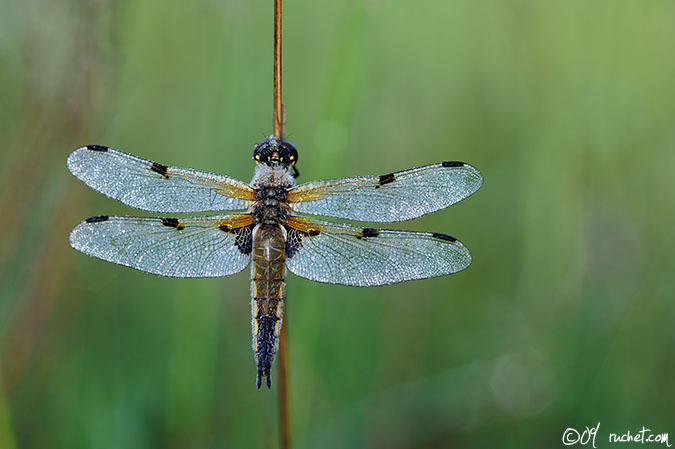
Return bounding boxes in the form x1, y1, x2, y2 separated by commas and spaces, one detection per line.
432, 232, 457, 242
151, 162, 169, 178
218, 224, 232, 232
161, 217, 179, 227
285, 228, 304, 259
85, 215, 109, 223
286, 227, 320, 258
86, 145, 108, 152
232, 225, 253, 255
161, 218, 183, 230
378, 173, 396, 186
361, 228, 380, 238
442, 161, 464, 168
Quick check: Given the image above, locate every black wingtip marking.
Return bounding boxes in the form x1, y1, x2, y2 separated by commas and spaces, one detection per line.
442, 161, 464, 168
378, 173, 396, 186
85, 215, 109, 223
361, 228, 380, 238
308, 229, 320, 237
432, 232, 457, 242
86, 145, 109, 152
256, 373, 262, 389
151, 162, 169, 178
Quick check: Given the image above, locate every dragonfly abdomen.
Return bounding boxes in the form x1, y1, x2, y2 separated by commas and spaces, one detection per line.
250, 223, 286, 389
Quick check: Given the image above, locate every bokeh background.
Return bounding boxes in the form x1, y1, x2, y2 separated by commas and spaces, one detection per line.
1, 0, 674, 448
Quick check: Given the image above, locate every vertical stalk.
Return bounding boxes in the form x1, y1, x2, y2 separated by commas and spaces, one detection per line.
278, 314, 290, 449
273, 1, 290, 448
273, 0, 283, 138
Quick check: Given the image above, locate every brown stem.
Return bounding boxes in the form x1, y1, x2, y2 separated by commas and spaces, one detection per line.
278, 314, 290, 449
273, 0, 283, 138
273, 1, 290, 448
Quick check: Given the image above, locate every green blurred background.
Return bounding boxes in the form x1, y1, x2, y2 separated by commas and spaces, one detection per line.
1, 0, 674, 448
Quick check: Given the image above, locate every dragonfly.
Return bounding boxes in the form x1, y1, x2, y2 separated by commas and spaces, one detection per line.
67, 138, 482, 388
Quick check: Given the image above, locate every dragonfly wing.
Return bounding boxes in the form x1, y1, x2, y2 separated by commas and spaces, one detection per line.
69, 214, 253, 278
287, 162, 482, 223
67, 146, 256, 213
285, 216, 472, 287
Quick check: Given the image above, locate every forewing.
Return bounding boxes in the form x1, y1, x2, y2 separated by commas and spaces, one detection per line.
285, 216, 472, 287
287, 162, 482, 223
67, 145, 256, 213
69, 214, 253, 278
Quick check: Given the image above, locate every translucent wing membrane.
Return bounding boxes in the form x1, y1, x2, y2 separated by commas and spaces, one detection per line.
67, 146, 256, 213
287, 162, 482, 223
69, 214, 253, 278
285, 216, 472, 286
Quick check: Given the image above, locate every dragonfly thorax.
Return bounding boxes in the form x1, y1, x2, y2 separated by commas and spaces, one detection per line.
251, 185, 290, 224
250, 163, 295, 190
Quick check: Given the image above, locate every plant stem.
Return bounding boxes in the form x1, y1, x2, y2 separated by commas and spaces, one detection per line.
278, 315, 290, 449
273, 0, 283, 138
273, 1, 290, 448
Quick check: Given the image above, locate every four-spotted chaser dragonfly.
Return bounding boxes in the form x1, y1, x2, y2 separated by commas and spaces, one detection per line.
67, 138, 482, 388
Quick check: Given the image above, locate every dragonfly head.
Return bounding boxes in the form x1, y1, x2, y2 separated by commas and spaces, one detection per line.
253, 137, 298, 171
